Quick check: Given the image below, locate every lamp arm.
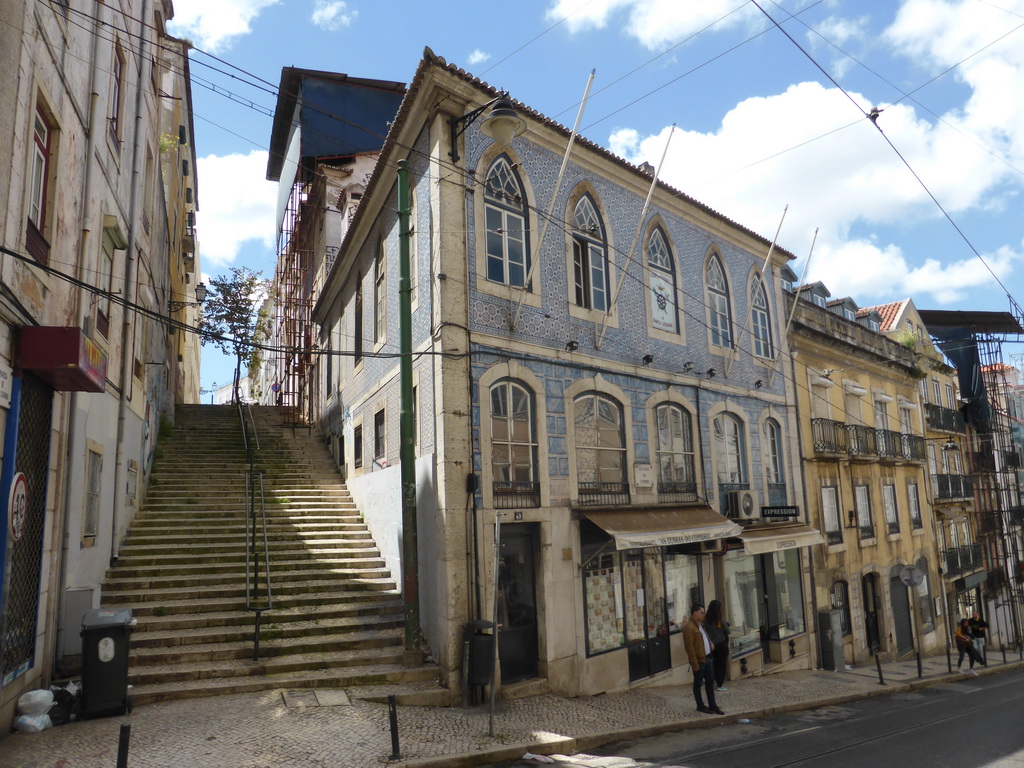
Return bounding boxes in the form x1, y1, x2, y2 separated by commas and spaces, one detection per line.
449, 96, 502, 162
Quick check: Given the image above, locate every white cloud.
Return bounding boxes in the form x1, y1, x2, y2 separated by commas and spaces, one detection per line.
467, 49, 491, 66
546, 0, 757, 49
311, 0, 358, 31
195, 151, 277, 268
612, 74, 1017, 305
168, 0, 280, 52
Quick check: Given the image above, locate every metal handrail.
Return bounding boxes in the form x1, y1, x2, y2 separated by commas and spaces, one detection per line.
238, 400, 271, 661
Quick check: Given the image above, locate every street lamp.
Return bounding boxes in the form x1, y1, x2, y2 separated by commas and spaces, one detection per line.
448, 94, 526, 163
169, 282, 207, 312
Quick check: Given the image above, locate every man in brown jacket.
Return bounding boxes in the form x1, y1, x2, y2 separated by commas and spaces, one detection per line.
682, 604, 723, 715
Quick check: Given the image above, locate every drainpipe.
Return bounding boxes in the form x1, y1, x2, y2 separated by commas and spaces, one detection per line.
110, 0, 152, 564
53, 0, 106, 669
397, 159, 421, 664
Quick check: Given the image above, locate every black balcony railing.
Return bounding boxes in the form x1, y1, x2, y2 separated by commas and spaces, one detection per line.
901, 434, 926, 462
826, 527, 843, 545
934, 474, 974, 500
493, 481, 541, 509
876, 429, 901, 459
846, 424, 876, 457
941, 543, 983, 577
577, 482, 630, 506
657, 482, 698, 503
812, 418, 849, 454
924, 402, 965, 433
860, 524, 875, 540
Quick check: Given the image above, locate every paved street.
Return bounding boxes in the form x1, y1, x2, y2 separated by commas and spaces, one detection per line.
4, 653, 1021, 768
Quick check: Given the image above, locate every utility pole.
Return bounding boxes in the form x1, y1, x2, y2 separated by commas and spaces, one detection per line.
397, 159, 421, 665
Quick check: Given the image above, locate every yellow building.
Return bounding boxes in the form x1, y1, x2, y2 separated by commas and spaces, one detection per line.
788, 288, 945, 665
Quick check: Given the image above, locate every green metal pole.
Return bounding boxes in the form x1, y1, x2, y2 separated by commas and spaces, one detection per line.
398, 159, 421, 664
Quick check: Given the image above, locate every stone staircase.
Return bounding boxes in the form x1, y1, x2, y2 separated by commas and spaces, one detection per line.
102, 404, 445, 706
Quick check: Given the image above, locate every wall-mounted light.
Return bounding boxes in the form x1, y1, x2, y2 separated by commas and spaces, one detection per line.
706, 368, 716, 379
449, 93, 526, 163
846, 510, 857, 529
754, 379, 763, 389
943, 438, 958, 453
565, 340, 579, 352
169, 282, 207, 312
641, 353, 654, 366
682, 361, 693, 373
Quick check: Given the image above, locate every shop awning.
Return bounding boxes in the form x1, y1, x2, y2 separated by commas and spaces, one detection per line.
584, 506, 742, 550
740, 523, 824, 555
18, 327, 107, 392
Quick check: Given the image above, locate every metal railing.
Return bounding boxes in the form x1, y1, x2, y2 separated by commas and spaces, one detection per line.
934, 474, 974, 500
942, 544, 983, 577
658, 481, 699, 503
901, 434, 926, 462
239, 400, 272, 660
577, 482, 630, 506
876, 429, 902, 459
493, 481, 541, 509
812, 418, 849, 453
924, 403, 965, 433
846, 424, 876, 457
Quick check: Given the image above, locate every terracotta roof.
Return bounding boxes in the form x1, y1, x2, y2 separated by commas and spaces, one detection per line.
858, 300, 905, 332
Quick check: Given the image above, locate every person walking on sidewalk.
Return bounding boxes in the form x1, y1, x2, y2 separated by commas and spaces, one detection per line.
683, 604, 724, 715
704, 599, 731, 692
956, 618, 982, 675
968, 609, 989, 665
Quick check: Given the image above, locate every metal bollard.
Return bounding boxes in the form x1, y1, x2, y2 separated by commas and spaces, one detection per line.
388, 694, 401, 761
946, 644, 952, 673
116, 723, 131, 768
874, 654, 885, 685
916, 651, 922, 678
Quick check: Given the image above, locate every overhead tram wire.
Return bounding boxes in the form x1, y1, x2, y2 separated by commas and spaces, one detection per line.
43, 0, 994, 374
751, 0, 1024, 310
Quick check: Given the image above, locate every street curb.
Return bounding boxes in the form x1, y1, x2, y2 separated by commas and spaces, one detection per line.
388, 660, 1024, 768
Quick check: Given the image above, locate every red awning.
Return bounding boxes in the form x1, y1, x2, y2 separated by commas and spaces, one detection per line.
19, 327, 107, 392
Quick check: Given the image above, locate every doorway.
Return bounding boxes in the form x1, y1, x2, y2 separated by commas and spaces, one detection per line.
623, 549, 672, 681
497, 524, 538, 684
862, 573, 882, 654
889, 570, 914, 657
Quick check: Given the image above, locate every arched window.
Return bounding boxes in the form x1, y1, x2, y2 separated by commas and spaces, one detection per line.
484, 155, 529, 287
706, 254, 732, 347
572, 195, 609, 311
750, 275, 773, 358
490, 380, 539, 508
655, 404, 695, 501
764, 418, 785, 505
574, 392, 627, 503
647, 227, 677, 333
830, 581, 852, 636
713, 413, 746, 484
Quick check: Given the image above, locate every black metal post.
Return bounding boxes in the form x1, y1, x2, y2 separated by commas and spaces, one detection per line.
116, 723, 131, 768
916, 651, 922, 678
254, 610, 262, 662
946, 644, 952, 673
388, 694, 401, 760
1002, 643, 1007, 664
874, 654, 885, 685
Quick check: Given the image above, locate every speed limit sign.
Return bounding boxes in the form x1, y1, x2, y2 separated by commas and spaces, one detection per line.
9, 472, 27, 542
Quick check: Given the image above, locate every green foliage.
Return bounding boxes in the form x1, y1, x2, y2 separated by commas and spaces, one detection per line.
893, 327, 919, 349
198, 267, 272, 396
158, 416, 173, 440
158, 133, 178, 154
153, 606, 169, 616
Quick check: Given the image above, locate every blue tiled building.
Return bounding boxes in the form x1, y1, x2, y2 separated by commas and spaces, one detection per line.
304, 50, 822, 700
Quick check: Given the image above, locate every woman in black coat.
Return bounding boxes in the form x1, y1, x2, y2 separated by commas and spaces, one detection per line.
705, 599, 731, 690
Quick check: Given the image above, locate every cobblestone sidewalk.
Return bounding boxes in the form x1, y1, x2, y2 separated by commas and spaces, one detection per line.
3, 654, 1020, 768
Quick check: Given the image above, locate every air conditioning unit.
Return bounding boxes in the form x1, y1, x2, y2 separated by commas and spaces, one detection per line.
725, 489, 760, 521
701, 538, 724, 554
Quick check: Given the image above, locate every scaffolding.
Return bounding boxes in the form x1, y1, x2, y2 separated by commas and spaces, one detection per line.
274, 180, 315, 426
922, 299, 1024, 648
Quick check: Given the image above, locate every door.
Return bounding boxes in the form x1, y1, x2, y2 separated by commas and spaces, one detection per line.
624, 549, 672, 681
889, 573, 914, 657
862, 573, 881, 654
497, 524, 538, 684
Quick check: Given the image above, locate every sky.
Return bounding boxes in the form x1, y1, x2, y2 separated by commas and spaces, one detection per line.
166, 0, 1024, 395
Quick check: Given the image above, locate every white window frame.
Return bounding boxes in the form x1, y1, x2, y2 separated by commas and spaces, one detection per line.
483, 155, 529, 288
571, 195, 608, 312
646, 227, 678, 335
883, 483, 899, 534
706, 254, 732, 348
750, 275, 773, 358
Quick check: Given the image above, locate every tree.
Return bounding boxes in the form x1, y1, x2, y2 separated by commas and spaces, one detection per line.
199, 267, 272, 403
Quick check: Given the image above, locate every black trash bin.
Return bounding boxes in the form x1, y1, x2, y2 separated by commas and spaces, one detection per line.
80, 607, 133, 718
464, 620, 495, 687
